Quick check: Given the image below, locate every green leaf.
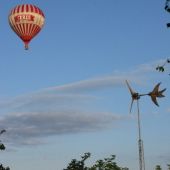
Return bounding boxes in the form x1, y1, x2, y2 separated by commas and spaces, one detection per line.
0, 144, 5, 150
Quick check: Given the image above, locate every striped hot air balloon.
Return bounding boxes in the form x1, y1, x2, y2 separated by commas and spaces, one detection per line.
8, 4, 45, 50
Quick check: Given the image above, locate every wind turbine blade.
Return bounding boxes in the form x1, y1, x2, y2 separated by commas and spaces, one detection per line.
160, 88, 166, 93
150, 95, 159, 106
152, 82, 161, 93
126, 80, 135, 96
129, 99, 134, 113
159, 88, 166, 97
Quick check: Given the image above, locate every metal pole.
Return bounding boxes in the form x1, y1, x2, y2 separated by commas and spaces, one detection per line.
142, 140, 145, 170
137, 100, 145, 170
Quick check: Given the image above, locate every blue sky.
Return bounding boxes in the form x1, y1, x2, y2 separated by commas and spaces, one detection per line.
0, 0, 170, 170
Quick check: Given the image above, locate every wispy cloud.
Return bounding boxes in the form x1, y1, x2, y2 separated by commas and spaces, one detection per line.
0, 86, 127, 146
45, 76, 123, 92
41, 58, 165, 93
0, 110, 126, 146
155, 152, 170, 162
0, 77, 122, 146
0, 60, 162, 146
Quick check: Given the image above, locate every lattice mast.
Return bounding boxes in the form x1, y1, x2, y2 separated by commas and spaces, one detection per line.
137, 100, 145, 170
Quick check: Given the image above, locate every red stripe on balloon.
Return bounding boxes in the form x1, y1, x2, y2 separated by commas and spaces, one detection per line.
30, 24, 37, 37
34, 5, 38, 13
21, 5, 24, 12
23, 23, 26, 35
26, 4, 29, 12
17, 5, 20, 13
30, 4, 34, 12
25, 23, 29, 35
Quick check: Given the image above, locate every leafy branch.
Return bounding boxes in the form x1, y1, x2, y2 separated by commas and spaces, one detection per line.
156, 59, 170, 75
0, 129, 10, 170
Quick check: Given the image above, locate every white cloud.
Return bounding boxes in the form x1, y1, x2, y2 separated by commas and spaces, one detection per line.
0, 74, 133, 147
0, 110, 125, 146
41, 76, 129, 93
41, 59, 166, 93
0, 60, 162, 147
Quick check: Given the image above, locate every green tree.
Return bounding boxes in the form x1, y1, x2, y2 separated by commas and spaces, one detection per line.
90, 155, 121, 170
155, 165, 162, 170
63, 153, 129, 170
0, 129, 10, 170
63, 152, 90, 170
167, 164, 170, 170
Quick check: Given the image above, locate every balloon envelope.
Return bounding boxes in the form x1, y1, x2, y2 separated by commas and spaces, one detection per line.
8, 4, 45, 50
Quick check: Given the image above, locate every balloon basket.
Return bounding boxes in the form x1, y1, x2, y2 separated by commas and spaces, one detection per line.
24, 43, 29, 50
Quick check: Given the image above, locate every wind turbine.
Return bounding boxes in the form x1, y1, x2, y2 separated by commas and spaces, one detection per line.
125, 80, 166, 170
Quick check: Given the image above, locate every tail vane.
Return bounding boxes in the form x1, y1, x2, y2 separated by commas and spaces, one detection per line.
148, 82, 166, 106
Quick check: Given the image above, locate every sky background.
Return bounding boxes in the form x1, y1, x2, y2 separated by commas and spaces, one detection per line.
0, 0, 170, 170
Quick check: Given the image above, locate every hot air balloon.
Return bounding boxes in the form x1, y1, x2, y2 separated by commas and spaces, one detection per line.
8, 4, 45, 50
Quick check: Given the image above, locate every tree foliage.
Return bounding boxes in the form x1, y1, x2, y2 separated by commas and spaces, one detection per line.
0, 129, 10, 170
63, 153, 128, 170
167, 164, 170, 170
156, 58, 170, 75
155, 165, 162, 170
63, 152, 90, 170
